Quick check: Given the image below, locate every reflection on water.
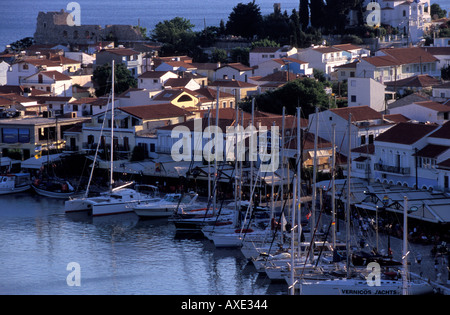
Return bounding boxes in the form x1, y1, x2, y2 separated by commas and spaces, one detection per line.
0, 193, 286, 295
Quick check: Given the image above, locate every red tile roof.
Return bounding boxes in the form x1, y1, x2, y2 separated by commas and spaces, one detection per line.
217, 62, 254, 72
138, 70, 175, 79
118, 103, 193, 120
428, 121, 450, 139
384, 75, 441, 88
375, 122, 438, 144
437, 158, 450, 169
39, 70, 72, 81
415, 101, 450, 112
413, 144, 450, 158
209, 79, 257, 88
379, 47, 438, 64
330, 105, 382, 122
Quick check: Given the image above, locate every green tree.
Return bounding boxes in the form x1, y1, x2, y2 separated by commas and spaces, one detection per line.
226, 1, 263, 39
210, 48, 228, 63
250, 38, 280, 49
299, 0, 309, 31
259, 7, 291, 44
309, 0, 326, 29
431, 3, 447, 19
9, 37, 35, 52
92, 63, 137, 97
134, 26, 149, 40
230, 47, 250, 65
151, 17, 196, 55
240, 78, 329, 117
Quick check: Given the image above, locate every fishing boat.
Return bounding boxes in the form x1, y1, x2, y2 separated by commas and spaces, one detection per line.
31, 177, 79, 199
133, 192, 200, 219
0, 173, 31, 194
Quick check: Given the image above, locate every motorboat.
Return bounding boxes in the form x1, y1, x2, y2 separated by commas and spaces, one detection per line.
65, 183, 160, 216
0, 173, 31, 194
133, 192, 200, 219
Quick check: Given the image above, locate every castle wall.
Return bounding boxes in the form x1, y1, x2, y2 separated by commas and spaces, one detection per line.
34, 10, 144, 46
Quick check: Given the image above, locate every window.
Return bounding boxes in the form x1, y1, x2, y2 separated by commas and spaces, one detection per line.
351, 80, 356, 87
351, 95, 357, 102
2, 128, 30, 144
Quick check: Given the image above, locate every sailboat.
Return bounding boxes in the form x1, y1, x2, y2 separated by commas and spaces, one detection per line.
296, 114, 433, 295
65, 61, 159, 216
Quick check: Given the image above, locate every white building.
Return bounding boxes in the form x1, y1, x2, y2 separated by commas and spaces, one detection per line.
308, 106, 394, 157
252, 57, 312, 78
249, 46, 297, 67
137, 71, 179, 91
373, 122, 438, 188
214, 63, 255, 82
347, 77, 388, 112
389, 100, 450, 124
356, 47, 439, 83
295, 46, 348, 78
357, 0, 432, 44
7, 58, 64, 86
21, 71, 72, 97
0, 61, 9, 85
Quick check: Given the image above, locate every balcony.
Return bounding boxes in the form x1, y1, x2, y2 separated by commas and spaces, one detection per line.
374, 163, 410, 175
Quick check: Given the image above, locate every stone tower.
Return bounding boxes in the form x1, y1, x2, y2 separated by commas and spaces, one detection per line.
34, 9, 144, 46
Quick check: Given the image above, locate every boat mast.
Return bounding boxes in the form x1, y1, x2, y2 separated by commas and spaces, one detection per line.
214, 86, 219, 216
332, 123, 336, 249
310, 106, 319, 264
403, 196, 409, 295
346, 113, 352, 279
109, 60, 115, 192
235, 103, 239, 222
281, 107, 285, 214
296, 107, 302, 257
251, 98, 254, 207
290, 179, 297, 296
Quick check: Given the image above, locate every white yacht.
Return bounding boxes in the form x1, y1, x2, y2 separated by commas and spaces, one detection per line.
65, 183, 160, 216
133, 192, 199, 219
297, 277, 433, 295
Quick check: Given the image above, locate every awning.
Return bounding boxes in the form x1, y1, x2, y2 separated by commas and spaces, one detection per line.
21, 154, 64, 169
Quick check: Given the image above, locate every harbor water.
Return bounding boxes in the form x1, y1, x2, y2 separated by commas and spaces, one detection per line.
0, 192, 286, 295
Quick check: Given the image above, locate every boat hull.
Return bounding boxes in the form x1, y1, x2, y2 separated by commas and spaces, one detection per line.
298, 279, 433, 295
133, 206, 175, 218
0, 184, 30, 195
32, 184, 79, 199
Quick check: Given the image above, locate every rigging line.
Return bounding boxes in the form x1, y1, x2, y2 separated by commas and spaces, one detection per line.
83, 93, 112, 198
265, 109, 306, 256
